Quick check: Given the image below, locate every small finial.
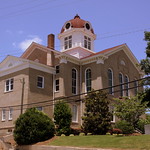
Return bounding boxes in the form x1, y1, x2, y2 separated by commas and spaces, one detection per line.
74, 14, 80, 19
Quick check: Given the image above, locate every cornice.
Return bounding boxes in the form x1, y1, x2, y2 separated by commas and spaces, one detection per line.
58, 28, 96, 40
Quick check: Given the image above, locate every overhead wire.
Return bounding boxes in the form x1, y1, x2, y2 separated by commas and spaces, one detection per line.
0, 76, 149, 111
0, 26, 150, 59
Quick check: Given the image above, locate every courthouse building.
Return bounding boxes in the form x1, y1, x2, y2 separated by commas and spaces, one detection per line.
0, 15, 142, 133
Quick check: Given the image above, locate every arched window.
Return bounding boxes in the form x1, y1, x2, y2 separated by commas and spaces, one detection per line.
72, 69, 77, 94
72, 105, 78, 122
134, 79, 138, 96
119, 73, 123, 97
108, 69, 113, 94
85, 68, 91, 92
124, 75, 129, 96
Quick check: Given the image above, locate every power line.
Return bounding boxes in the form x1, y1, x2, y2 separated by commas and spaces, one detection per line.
0, 26, 149, 59
0, 77, 149, 110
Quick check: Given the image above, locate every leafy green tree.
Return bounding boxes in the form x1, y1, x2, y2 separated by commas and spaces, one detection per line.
54, 101, 72, 135
82, 90, 112, 135
140, 31, 150, 75
114, 96, 147, 129
140, 31, 150, 107
115, 120, 134, 134
14, 108, 55, 145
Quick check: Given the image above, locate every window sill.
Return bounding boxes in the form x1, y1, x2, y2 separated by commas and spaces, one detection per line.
37, 87, 44, 89
4, 90, 13, 94
1, 120, 6, 122
8, 119, 12, 121
72, 121, 78, 124
55, 91, 59, 93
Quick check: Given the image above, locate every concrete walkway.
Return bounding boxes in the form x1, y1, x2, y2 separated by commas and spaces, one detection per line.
17, 145, 113, 150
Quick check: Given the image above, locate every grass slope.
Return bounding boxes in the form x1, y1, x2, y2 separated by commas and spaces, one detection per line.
49, 135, 150, 149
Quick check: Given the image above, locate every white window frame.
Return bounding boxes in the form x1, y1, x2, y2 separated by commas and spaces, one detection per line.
72, 105, 78, 123
5, 78, 14, 92
64, 35, 72, 50
8, 108, 13, 121
109, 106, 116, 123
2, 109, 6, 121
108, 68, 114, 95
37, 76, 44, 88
55, 79, 59, 92
85, 68, 92, 93
72, 68, 78, 95
84, 36, 91, 50
37, 107, 43, 111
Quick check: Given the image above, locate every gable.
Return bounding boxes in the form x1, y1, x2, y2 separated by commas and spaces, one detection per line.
0, 55, 55, 77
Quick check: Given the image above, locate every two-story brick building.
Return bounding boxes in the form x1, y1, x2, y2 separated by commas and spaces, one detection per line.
0, 15, 142, 134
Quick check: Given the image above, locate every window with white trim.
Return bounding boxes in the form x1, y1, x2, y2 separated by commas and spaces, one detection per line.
37, 107, 43, 111
119, 73, 124, 97
108, 69, 113, 94
2, 109, 6, 121
84, 36, 91, 50
109, 106, 115, 123
72, 105, 78, 122
124, 75, 129, 96
9, 108, 13, 120
64, 36, 72, 50
5, 78, 14, 92
37, 76, 44, 88
85, 68, 91, 92
72, 69, 77, 94
55, 79, 59, 92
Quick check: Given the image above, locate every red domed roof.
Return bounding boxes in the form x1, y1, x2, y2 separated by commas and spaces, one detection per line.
60, 15, 94, 34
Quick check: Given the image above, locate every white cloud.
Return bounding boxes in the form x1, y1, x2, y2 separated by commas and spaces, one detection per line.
18, 36, 42, 51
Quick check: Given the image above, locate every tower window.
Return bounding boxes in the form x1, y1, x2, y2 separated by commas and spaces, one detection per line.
64, 36, 72, 50
84, 36, 91, 50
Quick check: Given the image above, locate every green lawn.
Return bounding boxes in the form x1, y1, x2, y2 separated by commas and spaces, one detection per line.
49, 135, 150, 149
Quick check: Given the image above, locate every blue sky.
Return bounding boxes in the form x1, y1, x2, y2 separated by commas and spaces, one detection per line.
0, 0, 150, 62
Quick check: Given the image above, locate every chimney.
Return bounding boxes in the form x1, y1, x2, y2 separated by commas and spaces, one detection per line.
47, 34, 55, 49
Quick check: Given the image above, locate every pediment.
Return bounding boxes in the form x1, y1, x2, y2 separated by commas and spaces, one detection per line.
0, 56, 25, 72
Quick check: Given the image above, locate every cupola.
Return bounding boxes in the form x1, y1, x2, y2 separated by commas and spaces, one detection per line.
58, 15, 96, 59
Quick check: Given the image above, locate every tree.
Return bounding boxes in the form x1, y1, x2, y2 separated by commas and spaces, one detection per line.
14, 108, 55, 145
54, 101, 72, 135
114, 96, 147, 129
82, 90, 112, 135
140, 31, 150, 107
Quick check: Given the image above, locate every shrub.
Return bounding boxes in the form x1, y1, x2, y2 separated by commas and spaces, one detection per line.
115, 120, 134, 134
54, 101, 72, 136
14, 108, 55, 145
79, 132, 85, 136
109, 128, 122, 135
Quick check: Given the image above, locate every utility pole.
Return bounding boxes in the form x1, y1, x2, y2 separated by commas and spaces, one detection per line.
20, 78, 25, 115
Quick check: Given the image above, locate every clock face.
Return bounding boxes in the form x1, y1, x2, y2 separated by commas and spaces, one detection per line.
65, 23, 71, 29
85, 23, 90, 30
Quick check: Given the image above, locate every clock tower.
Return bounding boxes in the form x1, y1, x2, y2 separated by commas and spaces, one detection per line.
58, 15, 96, 59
